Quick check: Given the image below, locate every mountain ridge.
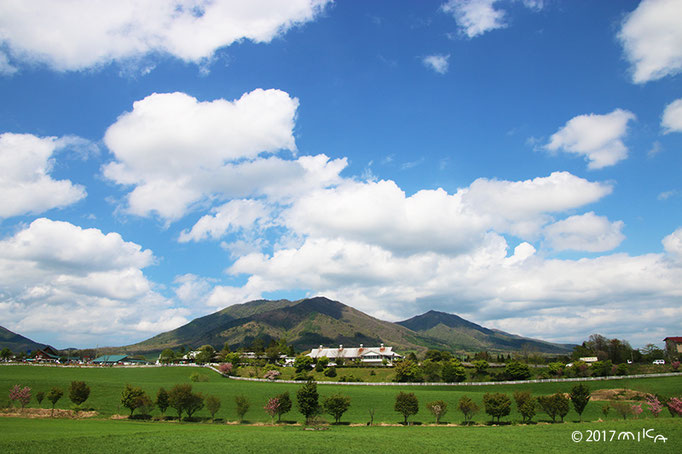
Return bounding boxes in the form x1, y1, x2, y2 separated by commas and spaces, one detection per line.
125, 296, 574, 355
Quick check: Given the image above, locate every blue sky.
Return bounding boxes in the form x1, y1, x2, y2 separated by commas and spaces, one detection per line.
1, 0, 681, 349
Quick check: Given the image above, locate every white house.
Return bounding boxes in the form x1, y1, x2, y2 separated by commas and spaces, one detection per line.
307, 344, 402, 366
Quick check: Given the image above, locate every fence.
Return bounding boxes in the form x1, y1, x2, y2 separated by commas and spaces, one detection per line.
214, 368, 682, 387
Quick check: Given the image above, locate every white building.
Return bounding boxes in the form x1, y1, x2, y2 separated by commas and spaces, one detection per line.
307, 344, 402, 366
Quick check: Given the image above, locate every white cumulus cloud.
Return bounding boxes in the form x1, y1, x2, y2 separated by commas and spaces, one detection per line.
442, 0, 507, 38
0, 133, 86, 218
423, 54, 450, 74
0, 0, 332, 73
663, 228, 682, 262
545, 109, 636, 169
103, 89, 347, 221
618, 0, 682, 84
662, 98, 682, 133
0, 218, 188, 347
543, 212, 625, 252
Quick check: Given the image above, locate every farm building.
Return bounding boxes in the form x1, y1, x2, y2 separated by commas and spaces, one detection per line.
664, 337, 682, 355
32, 346, 60, 363
307, 344, 402, 366
92, 354, 128, 365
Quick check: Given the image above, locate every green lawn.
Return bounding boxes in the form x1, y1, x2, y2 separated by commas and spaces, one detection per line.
1, 365, 681, 425
0, 417, 680, 454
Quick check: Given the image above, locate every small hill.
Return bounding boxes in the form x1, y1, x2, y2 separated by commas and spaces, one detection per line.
0, 325, 46, 353
398, 310, 573, 354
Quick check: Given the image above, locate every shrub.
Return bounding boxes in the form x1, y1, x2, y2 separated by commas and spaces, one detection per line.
483, 392, 511, 423
69, 381, 90, 406
235, 395, 250, 422
457, 395, 479, 424
338, 374, 363, 382
646, 394, 663, 418
296, 380, 320, 424
504, 361, 531, 380
426, 400, 448, 424
667, 397, 682, 417
323, 393, 351, 424
615, 363, 628, 376
294, 372, 312, 381
672, 361, 680, 371
473, 360, 489, 376
218, 362, 233, 375
264, 370, 281, 380
394, 392, 419, 424
513, 391, 536, 423
324, 367, 337, 378
189, 372, 209, 382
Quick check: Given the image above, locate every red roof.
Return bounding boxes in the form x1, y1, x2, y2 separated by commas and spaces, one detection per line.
664, 337, 682, 342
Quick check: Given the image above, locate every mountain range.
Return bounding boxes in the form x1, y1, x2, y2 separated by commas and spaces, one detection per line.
124, 296, 574, 355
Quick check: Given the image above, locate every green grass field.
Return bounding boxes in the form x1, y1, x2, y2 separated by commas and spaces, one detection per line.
0, 417, 679, 453
1, 365, 681, 423
1, 364, 681, 453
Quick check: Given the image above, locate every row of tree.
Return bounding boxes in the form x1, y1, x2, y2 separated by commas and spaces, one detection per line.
8, 381, 90, 416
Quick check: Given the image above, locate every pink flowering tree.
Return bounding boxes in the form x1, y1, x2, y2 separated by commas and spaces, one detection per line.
668, 397, 682, 417
646, 394, 663, 418
218, 363, 233, 375
264, 370, 281, 381
631, 403, 643, 418
9, 384, 31, 409
264, 397, 281, 424
672, 361, 680, 371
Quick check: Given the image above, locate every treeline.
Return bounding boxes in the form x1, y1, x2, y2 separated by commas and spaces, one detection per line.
8, 379, 682, 425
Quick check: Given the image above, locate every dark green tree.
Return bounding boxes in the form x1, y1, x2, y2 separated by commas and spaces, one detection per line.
35, 390, 45, 406
69, 381, 90, 406
294, 355, 313, 373
393, 359, 423, 382
168, 383, 202, 421
156, 387, 169, 416
120, 384, 149, 417
0, 347, 12, 361
296, 379, 320, 424
394, 391, 419, 424
483, 392, 511, 423
513, 391, 536, 423
504, 361, 531, 380
457, 395, 479, 424
570, 384, 591, 421
323, 393, 351, 424
442, 360, 467, 382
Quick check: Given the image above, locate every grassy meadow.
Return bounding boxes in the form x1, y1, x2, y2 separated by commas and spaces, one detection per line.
1, 364, 681, 453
